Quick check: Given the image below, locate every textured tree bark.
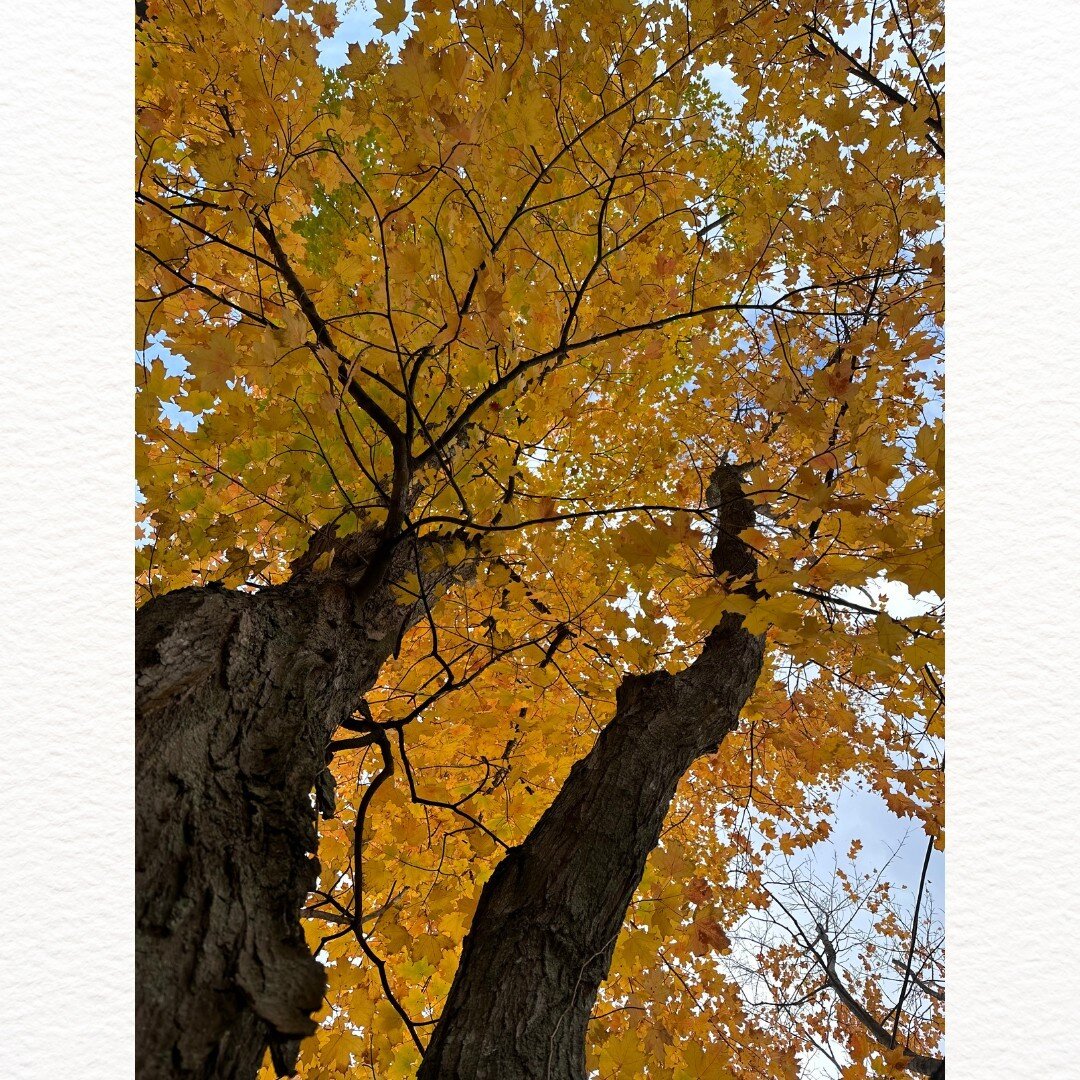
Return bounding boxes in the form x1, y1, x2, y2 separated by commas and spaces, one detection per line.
418, 466, 766, 1080
136, 527, 458, 1080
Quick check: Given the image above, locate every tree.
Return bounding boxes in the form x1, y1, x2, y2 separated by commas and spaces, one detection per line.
725, 836, 945, 1078
136, 1, 943, 1078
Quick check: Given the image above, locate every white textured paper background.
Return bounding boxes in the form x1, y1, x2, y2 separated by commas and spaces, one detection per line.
0, 1, 133, 1076
948, 0, 1080, 1075
0, 1, 1076, 1076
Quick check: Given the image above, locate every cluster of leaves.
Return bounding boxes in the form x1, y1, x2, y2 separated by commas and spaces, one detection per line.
136, 0, 943, 1076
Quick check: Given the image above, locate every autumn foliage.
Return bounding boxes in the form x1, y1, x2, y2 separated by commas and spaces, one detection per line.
136, 0, 943, 1076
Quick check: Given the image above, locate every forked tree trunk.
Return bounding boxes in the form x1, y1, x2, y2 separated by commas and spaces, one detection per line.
137, 467, 761, 1080
136, 528, 456, 1080
419, 466, 765, 1080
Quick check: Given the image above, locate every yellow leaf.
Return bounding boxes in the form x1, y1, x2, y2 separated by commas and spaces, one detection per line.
445, 537, 469, 566
685, 590, 754, 632
689, 918, 731, 955
615, 520, 675, 571
876, 612, 907, 656
389, 571, 421, 604
374, 0, 408, 35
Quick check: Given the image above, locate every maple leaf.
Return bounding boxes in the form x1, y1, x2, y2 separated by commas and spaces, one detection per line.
690, 918, 732, 956
374, 0, 408, 35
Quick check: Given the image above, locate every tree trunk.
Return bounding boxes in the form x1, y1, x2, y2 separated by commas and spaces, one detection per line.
136, 528, 456, 1080
419, 466, 765, 1080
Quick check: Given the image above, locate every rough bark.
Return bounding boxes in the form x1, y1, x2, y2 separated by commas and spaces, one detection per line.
418, 466, 766, 1080
136, 526, 459, 1080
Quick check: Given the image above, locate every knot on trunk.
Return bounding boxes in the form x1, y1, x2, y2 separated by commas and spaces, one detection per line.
288, 521, 380, 581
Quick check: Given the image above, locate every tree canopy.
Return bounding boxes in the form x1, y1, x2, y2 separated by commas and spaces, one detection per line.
136, 0, 943, 1076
